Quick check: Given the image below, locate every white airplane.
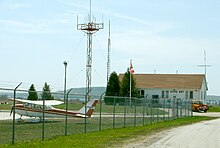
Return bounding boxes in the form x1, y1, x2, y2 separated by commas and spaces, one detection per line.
10, 99, 99, 122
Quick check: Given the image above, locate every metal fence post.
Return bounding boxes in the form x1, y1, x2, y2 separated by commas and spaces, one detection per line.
124, 97, 127, 128
65, 89, 73, 135
113, 97, 116, 129
150, 98, 153, 123
180, 99, 182, 118
188, 99, 190, 117
187, 99, 189, 117
185, 99, 187, 117
84, 90, 91, 134
134, 98, 136, 127
176, 99, 179, 118
168, 99, 170, 120
172, 98, 175, 119
99, 92, 105, 131
190, 100, 193, 117
163, 98, 165, 121
42, 90, 45, 141
146, 97, 149, 124
190, 99, 191, 117
184, 99, 186, 117
156, 99, 159, 122
142, 97, 145, 126
12, 82, 22, 145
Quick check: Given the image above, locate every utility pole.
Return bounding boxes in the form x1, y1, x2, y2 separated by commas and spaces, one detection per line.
77, 0, 104, 99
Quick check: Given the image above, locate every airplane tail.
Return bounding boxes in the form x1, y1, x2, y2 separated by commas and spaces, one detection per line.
78, 99, 99, 117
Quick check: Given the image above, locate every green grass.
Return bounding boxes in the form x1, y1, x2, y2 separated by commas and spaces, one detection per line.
0, 115, 168, 144
208, 106, 220, 112
54, 101, 84, 110
1, 116, 216, 148
56, 103, 167, 115
1, 102, 167, 115
0, 104, 12, 110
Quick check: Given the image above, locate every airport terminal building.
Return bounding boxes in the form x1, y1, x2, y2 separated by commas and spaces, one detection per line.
120, 74, 208, 103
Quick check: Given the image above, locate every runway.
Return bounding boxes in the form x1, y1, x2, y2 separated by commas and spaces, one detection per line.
0, 111, 27, 120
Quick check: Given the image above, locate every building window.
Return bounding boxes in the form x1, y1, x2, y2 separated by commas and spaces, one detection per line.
152, 95, 159, 104
170, 90, 177, 93
141, 90, 144, 97
185, 91, 188, 99
166, 91, 169, 98
190, 91, 193, 99
179, 90, 184, 93
162, 91, 165, 98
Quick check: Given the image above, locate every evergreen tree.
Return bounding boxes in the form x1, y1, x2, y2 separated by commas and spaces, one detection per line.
120, 68, 137, 97
41, 82, 54, 100
105, 72, 120, 104
106, 71, 120, 96
27, 84, 38, 100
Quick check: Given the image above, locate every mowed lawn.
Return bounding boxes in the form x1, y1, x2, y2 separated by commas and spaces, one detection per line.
0, 101, 170, 145
1, 116, 216, 148
208, 106, 220, 112
1, 101, 219, 147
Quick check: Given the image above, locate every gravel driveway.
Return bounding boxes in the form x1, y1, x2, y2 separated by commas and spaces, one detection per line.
123, 112, 220, 148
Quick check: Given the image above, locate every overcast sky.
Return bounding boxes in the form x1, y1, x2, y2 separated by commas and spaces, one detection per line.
0, 0, 219, 95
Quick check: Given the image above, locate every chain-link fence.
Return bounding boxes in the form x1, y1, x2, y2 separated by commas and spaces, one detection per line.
0, 88, 192, 144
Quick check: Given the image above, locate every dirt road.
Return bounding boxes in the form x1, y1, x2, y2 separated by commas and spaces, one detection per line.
124, 112, 220, 148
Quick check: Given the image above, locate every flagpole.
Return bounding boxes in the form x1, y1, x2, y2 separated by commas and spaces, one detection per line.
130, 59, 132, 105
130, 70, 131, 105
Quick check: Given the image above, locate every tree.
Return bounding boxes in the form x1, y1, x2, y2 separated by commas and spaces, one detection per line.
106, 72, 120, 96
41, 82, 54, 100
105, 72, 120, 104
120, 68, 137, 97
27, 84, 38, 100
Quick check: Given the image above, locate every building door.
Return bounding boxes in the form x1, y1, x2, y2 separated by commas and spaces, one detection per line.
152, 95, 159, 104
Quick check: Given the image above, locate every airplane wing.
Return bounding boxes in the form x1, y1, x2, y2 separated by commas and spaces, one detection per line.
44, 100, 64, 106
10, 98, 64, 106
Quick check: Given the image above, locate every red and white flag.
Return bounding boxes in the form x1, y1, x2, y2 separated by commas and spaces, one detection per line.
130, 59, 134, 74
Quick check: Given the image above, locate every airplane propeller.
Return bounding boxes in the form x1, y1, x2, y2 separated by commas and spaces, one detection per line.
10, 106, 14, 116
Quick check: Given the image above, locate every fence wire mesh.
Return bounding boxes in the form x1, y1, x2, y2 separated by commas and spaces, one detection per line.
0, 88, 193, 144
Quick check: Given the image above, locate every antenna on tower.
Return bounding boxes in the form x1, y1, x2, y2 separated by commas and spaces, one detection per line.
107, 20, 111, 83
89, 0, 92, 22
197, 50, 211, 77
77, 0, 104, 99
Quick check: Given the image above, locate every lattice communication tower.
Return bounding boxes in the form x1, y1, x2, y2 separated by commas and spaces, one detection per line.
77, 0, 104, 98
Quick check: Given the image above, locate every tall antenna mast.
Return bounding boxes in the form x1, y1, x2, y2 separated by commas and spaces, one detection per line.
89, 0, 92, 22
197, 50, 211, 77
107, 20, 111, 82
77, 0, 104, 98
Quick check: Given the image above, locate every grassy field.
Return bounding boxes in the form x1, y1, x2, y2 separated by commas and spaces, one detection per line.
0, 116, 216, 148
0, 103, 12, 110
208, 106, 220, 112
0, 114, 171, 145
3, 101, 220, 113
0, 101, 167, 115
0, 101, 196, 146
